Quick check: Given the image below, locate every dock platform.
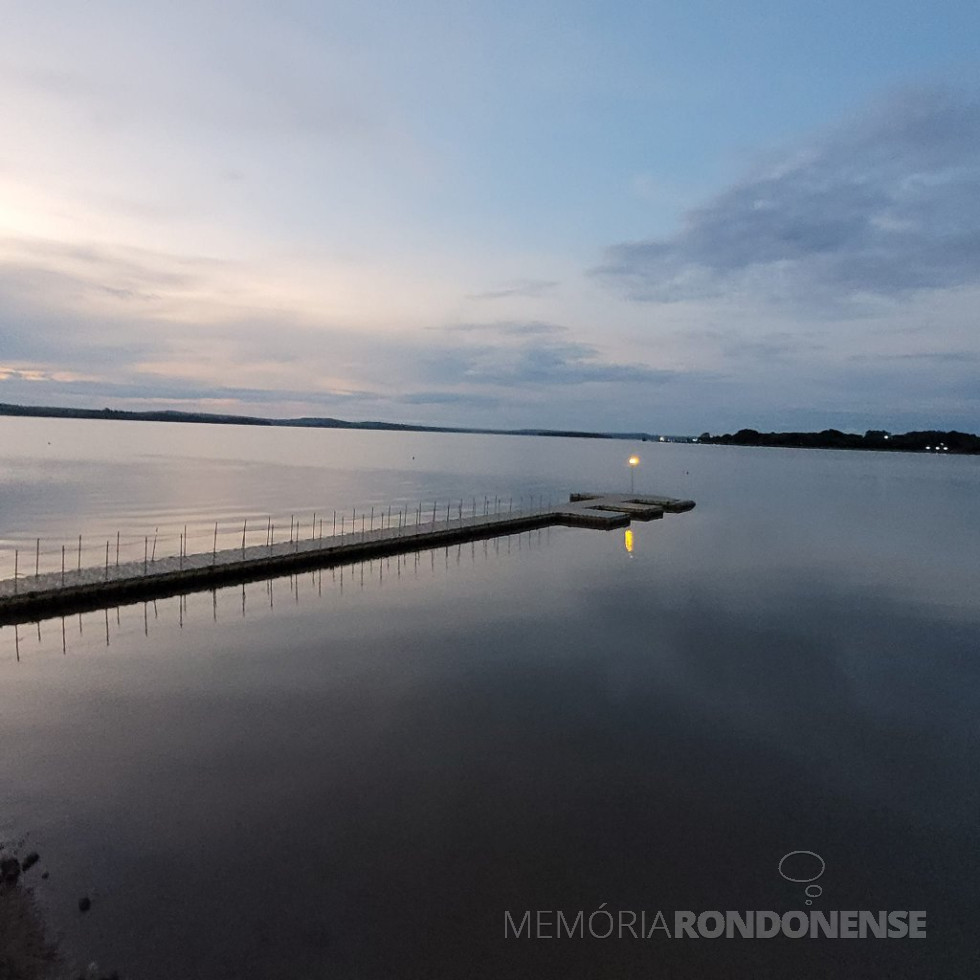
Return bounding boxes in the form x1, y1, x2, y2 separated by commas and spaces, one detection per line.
0, 493, 694, 623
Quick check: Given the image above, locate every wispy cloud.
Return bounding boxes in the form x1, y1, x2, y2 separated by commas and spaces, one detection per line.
673, 328, 828, 362
467, 279, 559, 300
441, 320, 568, 337
596, 87, 980, 306
2, 44, 380, 142
395, 391, 501, 408
423, 339, 676, 387
0, 373, 374, 408
848, 349, 980, 363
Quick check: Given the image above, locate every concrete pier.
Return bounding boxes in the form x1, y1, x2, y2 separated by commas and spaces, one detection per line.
0, 493, 694, 624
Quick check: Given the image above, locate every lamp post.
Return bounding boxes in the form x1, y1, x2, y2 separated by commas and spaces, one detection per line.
628, 455, 640, 494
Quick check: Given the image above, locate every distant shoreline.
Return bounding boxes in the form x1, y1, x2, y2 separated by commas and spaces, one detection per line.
698, 427, 979, 455
1, 403, 977, 454
0, 401, 662, 443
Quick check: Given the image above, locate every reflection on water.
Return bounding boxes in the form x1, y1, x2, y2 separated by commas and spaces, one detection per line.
1, 528, 554, 663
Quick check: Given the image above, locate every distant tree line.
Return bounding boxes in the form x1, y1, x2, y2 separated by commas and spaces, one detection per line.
696, 428, 980, 454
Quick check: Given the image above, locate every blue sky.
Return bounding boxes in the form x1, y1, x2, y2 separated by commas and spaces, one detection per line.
1, 0, 978, 433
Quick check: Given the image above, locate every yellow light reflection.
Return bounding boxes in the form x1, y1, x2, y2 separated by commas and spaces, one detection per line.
624, 528, 634, 553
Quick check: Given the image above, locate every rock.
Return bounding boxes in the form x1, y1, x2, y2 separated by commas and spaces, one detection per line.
78, 895, 92, 912
22, 850, 40, 872
0, 856, 20, 883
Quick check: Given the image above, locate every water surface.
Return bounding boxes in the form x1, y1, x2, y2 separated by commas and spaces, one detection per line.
1, 417, 977, 978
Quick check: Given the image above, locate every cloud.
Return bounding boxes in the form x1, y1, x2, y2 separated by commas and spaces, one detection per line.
0, 237, 242, 370
424, 339, 677, 387
0, 232, 678, 427
596, 87, 980, 305
0, 236, 224, 311
2, 48, 378, 142
848, 350, 980, 363
467, 279, 559, 300
671, 327, 828, 363
441, 320, 567, 337
395, 391, 501, 408
0, 373, 373, 409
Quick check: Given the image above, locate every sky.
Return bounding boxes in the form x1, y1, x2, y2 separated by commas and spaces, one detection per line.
1, 0, 979, 434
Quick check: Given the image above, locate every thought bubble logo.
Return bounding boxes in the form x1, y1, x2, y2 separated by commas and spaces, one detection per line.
778, 850, 825, 905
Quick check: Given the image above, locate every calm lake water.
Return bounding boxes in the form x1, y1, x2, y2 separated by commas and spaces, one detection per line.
1, 416, 978, 978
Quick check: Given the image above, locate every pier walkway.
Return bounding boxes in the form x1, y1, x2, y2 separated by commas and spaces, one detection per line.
0, 493, 694, 623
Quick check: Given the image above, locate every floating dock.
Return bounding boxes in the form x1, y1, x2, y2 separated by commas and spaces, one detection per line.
0, 493, 694, 624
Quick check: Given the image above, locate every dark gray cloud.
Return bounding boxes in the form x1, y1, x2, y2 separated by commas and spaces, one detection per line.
596, 88, 980, 304
467, 279, 559, 300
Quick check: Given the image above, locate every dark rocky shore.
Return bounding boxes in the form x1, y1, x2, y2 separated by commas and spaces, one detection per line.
1, 848, 56, 980
0, 844, 116, 980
